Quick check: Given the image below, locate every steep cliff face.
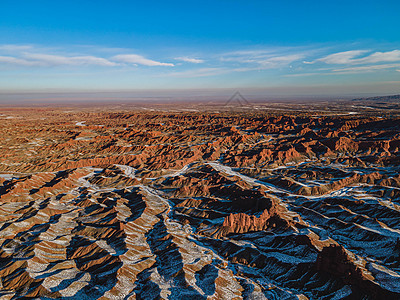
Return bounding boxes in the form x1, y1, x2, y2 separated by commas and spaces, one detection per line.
219, 201, 292, 236
222, 209, 273, 233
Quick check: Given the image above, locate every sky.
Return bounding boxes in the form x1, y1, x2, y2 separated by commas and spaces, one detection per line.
1, 0, 400, 99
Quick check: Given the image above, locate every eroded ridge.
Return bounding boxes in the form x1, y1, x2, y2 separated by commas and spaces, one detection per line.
0, 108, 400, 299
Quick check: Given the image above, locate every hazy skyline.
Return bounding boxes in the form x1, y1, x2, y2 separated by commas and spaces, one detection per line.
1, 0, 400, 98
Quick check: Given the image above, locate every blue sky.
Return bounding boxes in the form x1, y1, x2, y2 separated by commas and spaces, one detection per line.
1, 0, 400, 97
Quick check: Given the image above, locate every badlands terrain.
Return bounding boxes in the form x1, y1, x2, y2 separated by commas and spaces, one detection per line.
0, 98, 400, 299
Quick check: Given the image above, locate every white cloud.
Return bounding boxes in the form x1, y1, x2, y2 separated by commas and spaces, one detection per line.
161, 64, 274, 78
315, 50, 369, 64
355, 50, 400, 64
0, 56, 40, 66
333, 63, 400, 73
0, 46, 173, 68
112, 54, 174, 66
26, 53, 118, 66
285, 63, 400, 76
284, 72, 325, 77
175, 57, 204, 63
0, 44, 33, 52
162, 67, 228, 77
221, 49, 305, 68
221, 48, 292, 58
227, 54, 304, 66
259, 54, 304, 66
315, 49, 400, 65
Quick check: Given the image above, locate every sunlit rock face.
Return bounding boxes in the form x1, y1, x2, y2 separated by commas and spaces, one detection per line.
0, 107, 400, 299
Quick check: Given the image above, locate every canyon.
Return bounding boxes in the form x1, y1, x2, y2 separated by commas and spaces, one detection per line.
0, 102, 399, 299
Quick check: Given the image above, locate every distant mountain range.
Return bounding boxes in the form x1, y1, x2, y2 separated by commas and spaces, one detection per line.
353, 94, 400, 102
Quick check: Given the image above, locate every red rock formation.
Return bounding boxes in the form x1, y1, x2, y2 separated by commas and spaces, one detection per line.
222, 209, 272, 233
218, 201, 291, 236
0, 107, 399, 299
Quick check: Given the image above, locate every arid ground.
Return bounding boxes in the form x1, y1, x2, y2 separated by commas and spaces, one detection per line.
0, 98, 400, 299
